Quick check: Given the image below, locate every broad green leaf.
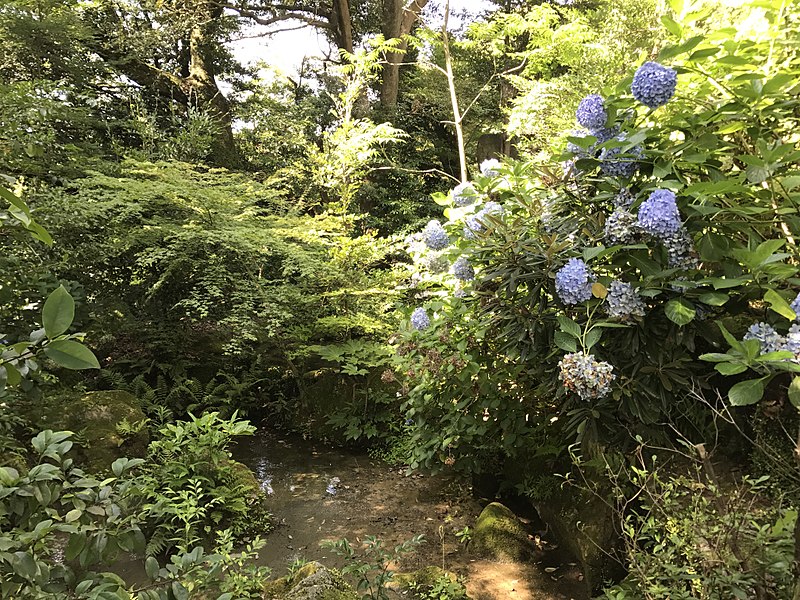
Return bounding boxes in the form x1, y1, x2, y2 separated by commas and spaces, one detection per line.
715, 363, 747, 375
44, 340, 100, 370
42, 286, 75, 338
728, 378, 765, 406
584, 327, 602, 350
554, 331, 577, 353
764, 289, 796, 320
699, 352, 736, 362
698, 292, 729, 306
661, 15, 682, 37
665, 298, 695, 326
557, 316, 581, 339
788, 376, 800, 409
145, 556, 160, 581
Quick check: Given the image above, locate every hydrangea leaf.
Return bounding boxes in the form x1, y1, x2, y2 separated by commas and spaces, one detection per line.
665, 298, 695, 325
727, 378, 765, 406
788, 376, 800, 409
764, 289, 796, 320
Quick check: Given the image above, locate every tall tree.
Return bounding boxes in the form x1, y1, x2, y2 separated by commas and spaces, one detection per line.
379, 0, 428, 107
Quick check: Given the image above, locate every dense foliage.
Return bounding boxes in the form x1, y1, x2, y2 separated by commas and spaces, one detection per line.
1, 0, 799, 596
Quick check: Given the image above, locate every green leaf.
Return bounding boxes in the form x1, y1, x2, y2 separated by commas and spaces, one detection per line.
145, 556, 160, 581
172, 581, 189, 600
554, 332, 577, 353
44, 340, 100, 370
665, 298, 695, 326
584, 328, 602, 350
698, 292, 729, 306
728, 378, 765, 406
788, 376, 800, 409
764, 289, 796, 320
42, 286, 75, 338
716, 363, 747, 375
699, 352, 736, 362
557, 316, 581, 339
660, 15, 682, 37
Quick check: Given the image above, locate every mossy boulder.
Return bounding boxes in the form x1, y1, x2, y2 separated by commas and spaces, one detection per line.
533, 484, 625, 595
470, 502, 533, 562
226, 459, 262, 499
392, 566, 467, 598
262, 561, 357, 600
62, 390, 148, 472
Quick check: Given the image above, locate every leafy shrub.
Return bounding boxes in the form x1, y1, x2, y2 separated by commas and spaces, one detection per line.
393, 0, 800, 471
136, 412, 267, 555
0, 430, 145, 599
321, 534, 425, 600
601, 462, 796, 599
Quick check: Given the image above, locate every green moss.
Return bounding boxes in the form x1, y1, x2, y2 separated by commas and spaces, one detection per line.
470, 502, 532, 562
262, 562, 357, 600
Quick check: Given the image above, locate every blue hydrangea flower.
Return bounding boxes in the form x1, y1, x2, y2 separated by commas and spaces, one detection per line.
410, 307, 431, 330
631, 62, 678, 108
463, 202, 504, 239
480, 159, 502, 177
452, 257, 475, 281
614, 188, 635, 209
599, 135, 643, 178
559, 352, 616, 400
482, 201, 504, 216
423, 252, 450, 274
606, 281, 646, 321
663, 227, 699, 270
452, 182, 478, 207
637, 189, 682, 238
576, 94, 607, 130
743, 322, 782, 354
604, 208, 640, 245
555, 258, 594, 305
790, 292, 800, 320
782, 324, 800, 360
422, 219, 449, 250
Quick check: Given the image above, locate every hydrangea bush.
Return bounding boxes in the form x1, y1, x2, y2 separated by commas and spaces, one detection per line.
393, 0, 800, 477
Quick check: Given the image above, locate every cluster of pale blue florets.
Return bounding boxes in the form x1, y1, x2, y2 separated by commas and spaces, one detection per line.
409, 166, 507, 330
452, 257, 475, 281
452, 182, 478, 207
606, 281, 646, 321
558, 352, 616, 400
410, 307, 431, 331
555, 258, 594, 305
422, 219, 449, 250
741, 294, 800, 361
637, 189, 681, 237
631, 62, 678, 109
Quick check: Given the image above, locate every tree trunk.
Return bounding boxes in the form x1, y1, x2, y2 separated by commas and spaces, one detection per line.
379, 0, 429, 108
186, 5, 240, 167
331, 0, 354, 53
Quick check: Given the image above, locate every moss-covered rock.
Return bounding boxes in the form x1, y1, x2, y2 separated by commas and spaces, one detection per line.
392, 566, 467, 598
262, 561, 357, 600
533, 484, 624, 595
470, 502, 533, 562
62, 390, 148, 472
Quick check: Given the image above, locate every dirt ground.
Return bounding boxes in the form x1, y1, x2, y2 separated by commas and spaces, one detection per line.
234, 433, 588, 600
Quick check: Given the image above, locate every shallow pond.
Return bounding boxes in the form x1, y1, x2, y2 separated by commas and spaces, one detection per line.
233, 432, 589, 600
115, 431, 587, 599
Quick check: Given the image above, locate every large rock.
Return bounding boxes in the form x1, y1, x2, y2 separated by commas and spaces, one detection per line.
262, 561, 357, 600
533, 483, 625, 595
63, 390, 149, 472
470, 502, 533, 562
